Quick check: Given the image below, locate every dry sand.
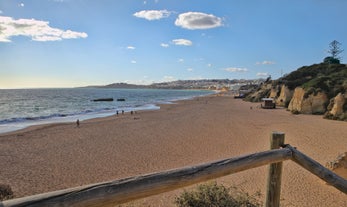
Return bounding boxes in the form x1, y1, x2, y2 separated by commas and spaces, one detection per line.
0, 94, 346, 206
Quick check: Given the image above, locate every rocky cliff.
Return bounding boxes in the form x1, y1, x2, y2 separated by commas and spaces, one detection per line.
275, 85, 293, 107
324, 93, 347, 120
243, 63, 347, 120
288, 87, 328, 114
243, 83, 272, 102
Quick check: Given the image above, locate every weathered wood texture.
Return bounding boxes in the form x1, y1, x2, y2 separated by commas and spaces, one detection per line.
265, 132, 285, 207
0, 148, 292, 207
288, 144, 347, 194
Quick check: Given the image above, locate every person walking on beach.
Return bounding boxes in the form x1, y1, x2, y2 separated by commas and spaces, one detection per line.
76, 119, 80, 127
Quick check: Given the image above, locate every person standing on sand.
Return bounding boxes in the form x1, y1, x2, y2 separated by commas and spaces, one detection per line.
76, 119, 80, 127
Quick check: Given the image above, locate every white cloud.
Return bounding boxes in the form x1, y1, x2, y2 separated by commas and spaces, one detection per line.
207, 63, 212, 67
257, 72, 269, 77
19, 3, 25, 7
189, 76, 204, 80
0, 10, 3, 14
178, 58, 184, 62
127, 46, 136, 50
143, 1, 147, 4
256, 60, 275, 65
0, 16, 87, 42
133, 10, 171, 21
124, 78, 155, 85
160, 43, 169, 48
131, 60, 137, 64
224, 67, 248, 72
163, 76, 176, 82
187, 68, 193, 72
175, 12, 223, 30
172, 38, 192, 46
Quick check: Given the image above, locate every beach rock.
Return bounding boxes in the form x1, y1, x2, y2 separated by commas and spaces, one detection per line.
288, 87, 328, 114
275, 85, 293, 107
269, 85, 280, 99
326, 152, 347, 179
244, 83, 272, 102
93, 98, 114, 102
324, 93, 347, 120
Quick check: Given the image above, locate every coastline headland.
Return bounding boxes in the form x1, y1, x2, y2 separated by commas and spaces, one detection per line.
0, 94, 346, 206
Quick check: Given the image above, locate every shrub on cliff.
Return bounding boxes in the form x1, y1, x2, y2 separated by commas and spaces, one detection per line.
323, 56, 340, 64
278, 63, 347, 99
280, 63, 346, 90
0, 184, 14, 201
174, 182, 261, 207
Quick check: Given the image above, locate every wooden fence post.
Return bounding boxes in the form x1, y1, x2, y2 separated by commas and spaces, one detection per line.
265, 132, 285, 207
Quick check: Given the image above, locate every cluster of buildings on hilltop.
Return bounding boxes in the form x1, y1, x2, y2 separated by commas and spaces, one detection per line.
149, 79, 264, 90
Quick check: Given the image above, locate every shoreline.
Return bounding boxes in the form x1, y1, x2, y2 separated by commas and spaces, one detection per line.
0, 107, 158, 136
0, 91, 215, 135
0, 88, 215, 135
0, 95, 346, 206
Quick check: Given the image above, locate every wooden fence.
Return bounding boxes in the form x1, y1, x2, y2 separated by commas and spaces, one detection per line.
1, 132, 346, 207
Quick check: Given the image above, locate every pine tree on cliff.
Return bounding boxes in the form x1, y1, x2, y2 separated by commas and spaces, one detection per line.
324, 40, 343, 64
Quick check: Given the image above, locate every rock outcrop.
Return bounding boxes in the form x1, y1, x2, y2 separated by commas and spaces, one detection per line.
244, 83, 272, 102
288, 87, 328, 114
275, 85, 293, 107
324, 93, 347, 120
243, 63, 346, 120
269, 85, 280, 99
326, 152, 347, 179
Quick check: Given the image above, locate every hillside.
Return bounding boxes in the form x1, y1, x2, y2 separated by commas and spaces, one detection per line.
277, 63, 347, 98
244, 63, 347, 121
85, 79, 263, 90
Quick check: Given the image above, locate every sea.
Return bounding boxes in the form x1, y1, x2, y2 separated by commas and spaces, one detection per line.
0, 88, 215, 134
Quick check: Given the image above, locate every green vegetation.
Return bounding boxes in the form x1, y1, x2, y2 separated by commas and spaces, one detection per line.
323, 56, 340, 64
0, 184, 14, 201
244, 41, 346, 120
278, 63, 347, 99
174, 182, 261, 207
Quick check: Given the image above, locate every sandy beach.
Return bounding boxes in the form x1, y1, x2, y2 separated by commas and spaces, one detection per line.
0, 94, 346, 206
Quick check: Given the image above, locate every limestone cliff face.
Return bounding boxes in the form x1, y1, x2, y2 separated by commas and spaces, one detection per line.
325, 93, 347, 120
288, 87, 305, 112
288, 87, 328, 114
269, 88, 277, 99
269, 85, 280, 99
244, 83, 272, 102
330, 93, 346, 116
275, 85, 293, 107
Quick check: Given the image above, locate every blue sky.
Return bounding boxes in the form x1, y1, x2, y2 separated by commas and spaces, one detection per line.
0, 0, 346, 88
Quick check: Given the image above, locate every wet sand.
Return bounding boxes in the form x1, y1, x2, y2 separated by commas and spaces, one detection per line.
0, 95, 346, 206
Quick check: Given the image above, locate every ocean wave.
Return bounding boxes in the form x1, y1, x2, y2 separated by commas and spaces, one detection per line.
0, 88, 214, 134
0, 104, 160, 125
0, 109, 111, 125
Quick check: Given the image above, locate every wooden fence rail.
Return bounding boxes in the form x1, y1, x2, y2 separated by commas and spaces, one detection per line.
1, 132, 346, 207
